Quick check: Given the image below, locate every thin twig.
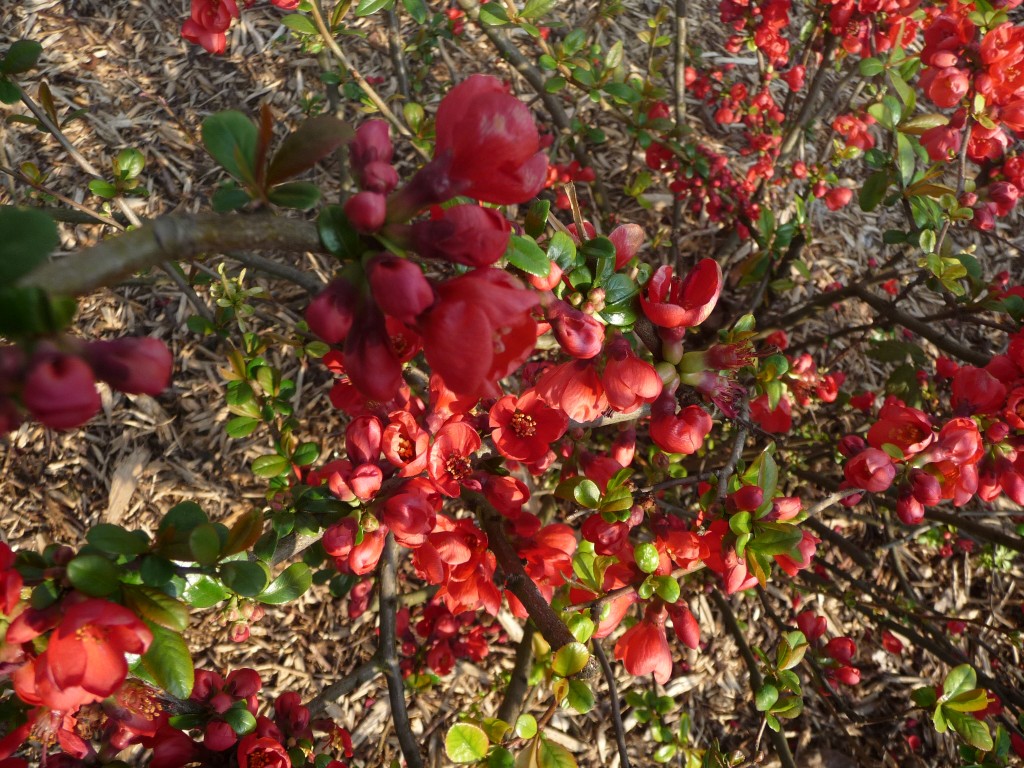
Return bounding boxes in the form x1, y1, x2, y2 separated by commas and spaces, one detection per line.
591, 639, 632, 768
306, 657, 382, 717
379, 533, 424, 768
710, 590, 798, 768
717, 400, 750, 501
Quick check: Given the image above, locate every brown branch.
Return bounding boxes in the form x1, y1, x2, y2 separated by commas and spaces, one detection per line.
591, 638, 632, 768
379, 533, 424, 768
496, 624, 535, 725
18, 213, 323, 296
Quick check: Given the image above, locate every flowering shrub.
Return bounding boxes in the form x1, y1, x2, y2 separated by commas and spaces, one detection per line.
1, 0, 1024, 764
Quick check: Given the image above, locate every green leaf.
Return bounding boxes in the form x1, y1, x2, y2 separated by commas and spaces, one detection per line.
181, 575, 230, 609
267, 116, 353, 185
267, 181, 321, 210
317, 205, 362, 261
291, 441, 320, 467
478, 2, 509, 24
652, 575, 680, 603
634, 542, 660, 574
139, 622, 194, 699
566, 678, 594, 713
282, 13, 318, 34
257, 562, 312, 604
911, 686, 938, 708
445, 723, 490, 763
0, 78, 19, 105
572, 479, 601, 509
189, 522, 224, 565
546, 231, 578, 270
0, 207, 59, 285
115, 148, 145, 180
122, 584, 189, 632
220, 560, 271, 597
524, 198, 551, 239
859, 171, 890, 213
521, 0, 556, 20
87, 523, 150, 556
945, 688, 990, 713
212, 185, 252, 212
223, 509, 265, 557
516, 713, 538, 739
551, 642, 590, 677
896, 132, 916, 187
1, 40, 43, 75
755, 683, 779, 711
252, 454, 291, 478
534, 736, 578, 768
140, 555, 176, 587
202, 111, 258, 185
66, 554, 121, 597
602, 273, 638, 305
544, 76, 567, 93
603, 82, 641, 103
88, 179, 118, 199
222, 705, 258, 735
489, 747, 516, 768
858, 57, 884, 77
355, 0, 394, 15
749, 522, 803, 557
402, 0, 429, 23
226, 416, 260, 438
507, 235, 551, 277
943, 665, 978, 700
945, 709, 993, 751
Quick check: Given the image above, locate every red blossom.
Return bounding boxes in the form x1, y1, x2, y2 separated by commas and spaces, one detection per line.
489, 390, 568, 463
428, 421, 482, 497
614, 603, 673, 684
640, 259, 723, 331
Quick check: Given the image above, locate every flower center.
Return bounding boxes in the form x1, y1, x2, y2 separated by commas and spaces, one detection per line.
396, 435, 414, 462
511, 411, 536, 437
445, 454, 472, 482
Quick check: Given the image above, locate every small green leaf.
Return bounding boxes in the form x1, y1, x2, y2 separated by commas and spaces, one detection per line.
257, 562, 313, 604
634, 542, 660, 574
943, 665, 977, 700
317, 205, 361, 261
189, 523, 224, 565
551, 641, 590, 677
1, 40, 43, 75
139, 622, 194, 699
566, 678, 595, 713
222, 705, 258, 735
445, 723, 490, 763
220, 560, 271, 597
267, 181, 321, 210
858, 57, 884, 77
181, 575, 230, 609
572, 479, 601, 509
0, 207, 59, 285
652, 575, 680, 603
946, 709, 993, 751
291, 442, 320, 467
402, 0, 428, 23
281, 13, 318, 34
521, 0, 556, 20
478, 2, 509, 24
66, 554, 120, 597
546, 231, 578, 270
355, 0, 394, 15
0, 78, 18, 105
202, 111, 258, 185
226, 416, 260, 438
115, 148, 145, 180
252, 454, 290, 478
911, 686, 938, 708
267, 116, 353, 185
755, 683, 779, 712
88, 179, 118, 199
507, 235, 551, 277
122, 584, 189, 632
212, 185, 252, 212
515, 713, 538, 739
859, 171, 890, 213
87, 524, 150, 556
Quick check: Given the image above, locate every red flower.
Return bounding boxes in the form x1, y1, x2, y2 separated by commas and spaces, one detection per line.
951, 366, 1007, 415
650, 389, 712, 455
433, 75, 548, 205
428, 421, 482, 497
547, 300, 605, 359
535, 360, 608, 423
408, 204, 512, 267
343, 305, 403, 402
382, 411, 430, 477
608, 223, 644, 270
419, 269, 538, 399
601, 336, 663, 413
844, 447, 896, 492
14, 598, 152, 712
181, 0, 238, 54
867, 399, 934, 457
614, 603, 673, 684
367, 255, 434, 325
237, 734, 291, 768
489, 390, 568, 463
306, 278, 359, 345
750, 393, 792, 433
382, 478, 440, 548
640, 259, 722, 331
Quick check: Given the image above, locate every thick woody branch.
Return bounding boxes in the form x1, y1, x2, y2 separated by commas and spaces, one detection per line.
472, 493, 599, 680
18, 213, 323, 297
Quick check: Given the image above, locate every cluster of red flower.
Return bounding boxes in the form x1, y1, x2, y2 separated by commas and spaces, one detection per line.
182, 0, 298, 55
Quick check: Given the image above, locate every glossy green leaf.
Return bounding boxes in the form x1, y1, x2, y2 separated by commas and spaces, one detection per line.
942, 664, 977, 700
189, 523, 223, 565
355, 0, 394, 15
515, 714, 538, 740
546, 231, 577, 270
252, 454, 290, 478
634, 542, 660, 574
202, 111, 258, 185
66, 554, 120, 597
267, 181, 321, 210
257, 562, 312, 604
551, 642, 590, 677
220, 560, 271, 597
267, 116, 353, 185
122, 584, 189, 632
445, 723, 490, 763
506, 235, 551, 277
572, 479, 601, 509
87, 523, 150, 556
181, 574, 230, 609
222, 705, 258, 735
402, 0, 428, 23
755, 683, 779, 711
0, 207, 59, 285
1, 40, 43, 74
139, 622, 194, 699
282, 13, 318, 34
223, 509, 265, 557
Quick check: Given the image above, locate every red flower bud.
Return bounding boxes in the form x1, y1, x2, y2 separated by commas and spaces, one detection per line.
84, 337, 173, 395
344, 191, 387, 233
306, 278, 359, 345
367, 255, 434, 324
547, 300, 605, 359
408, 204, 511, 267
23, 353, 100, 430
843, 447, 896, 492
